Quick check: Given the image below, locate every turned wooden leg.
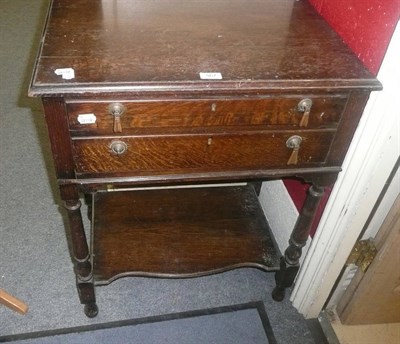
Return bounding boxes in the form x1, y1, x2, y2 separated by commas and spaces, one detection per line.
64, 199, 98, 317
272, 184, 325, 301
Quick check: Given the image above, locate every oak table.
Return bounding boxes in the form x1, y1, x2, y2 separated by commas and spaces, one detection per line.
29, 0, 381, 317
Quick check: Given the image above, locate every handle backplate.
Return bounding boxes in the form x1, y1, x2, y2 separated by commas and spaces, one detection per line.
297, 99, 312, 127
110, 140, 127, 155
108, 103, 125, 133
286, 135, 302, 165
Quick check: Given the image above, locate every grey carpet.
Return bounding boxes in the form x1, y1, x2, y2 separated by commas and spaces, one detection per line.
0, 1, 315, 343
0, 302, 276, 344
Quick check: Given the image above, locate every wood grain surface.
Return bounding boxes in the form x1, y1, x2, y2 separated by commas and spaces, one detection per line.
92, 185, 279, 283
29, 0, 380, 95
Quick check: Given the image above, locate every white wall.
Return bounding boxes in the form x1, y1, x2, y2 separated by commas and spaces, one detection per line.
290, 20, 400, 318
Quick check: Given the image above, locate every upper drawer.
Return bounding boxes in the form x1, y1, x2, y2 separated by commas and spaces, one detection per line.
66, 96, 347, 135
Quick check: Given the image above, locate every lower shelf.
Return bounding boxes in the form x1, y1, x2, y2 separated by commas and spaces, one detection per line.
91, 185, 280, 285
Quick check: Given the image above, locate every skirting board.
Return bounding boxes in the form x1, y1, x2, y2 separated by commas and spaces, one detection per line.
258, 180, 311, 263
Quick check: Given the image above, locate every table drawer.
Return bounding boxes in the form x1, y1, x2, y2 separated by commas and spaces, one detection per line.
67, 96, 346, 135
72, 131, 335, 176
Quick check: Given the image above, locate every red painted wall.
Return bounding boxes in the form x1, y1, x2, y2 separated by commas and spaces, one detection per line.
287, 0, 399, 236
308, 0, 399, 74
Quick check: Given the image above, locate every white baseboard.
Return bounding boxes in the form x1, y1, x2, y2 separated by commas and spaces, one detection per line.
258, 180, 311, 262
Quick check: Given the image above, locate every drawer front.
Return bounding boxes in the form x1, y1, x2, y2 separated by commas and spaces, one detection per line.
72, 131, 335, 176
67, 96, 346, 135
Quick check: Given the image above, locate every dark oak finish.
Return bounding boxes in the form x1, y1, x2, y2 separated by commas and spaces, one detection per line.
272, 184, 325, 301
92, 186, 279, 284
29, 0, 380, 95
72, 131, 335, 176
29, 0, 381, 317
66, 96, 346, 135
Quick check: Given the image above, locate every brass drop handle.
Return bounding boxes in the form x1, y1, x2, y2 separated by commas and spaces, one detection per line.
297, 98, 312, 127
108, 103, 125, 133
286, 135, 302, 165
110, 140, 127, 155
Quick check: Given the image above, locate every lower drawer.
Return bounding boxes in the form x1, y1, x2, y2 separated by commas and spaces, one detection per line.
72, 131, 335, 176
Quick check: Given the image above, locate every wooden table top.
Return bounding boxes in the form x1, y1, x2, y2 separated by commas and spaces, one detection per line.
29, 0, 380, 96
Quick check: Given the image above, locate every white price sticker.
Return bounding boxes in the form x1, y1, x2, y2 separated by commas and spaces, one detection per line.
77, 114, 97, 124
199, 72, 223, 80
55, 68, 75, 80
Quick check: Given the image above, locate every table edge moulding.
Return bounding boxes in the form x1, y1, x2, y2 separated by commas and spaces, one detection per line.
29, 0, 381, 317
